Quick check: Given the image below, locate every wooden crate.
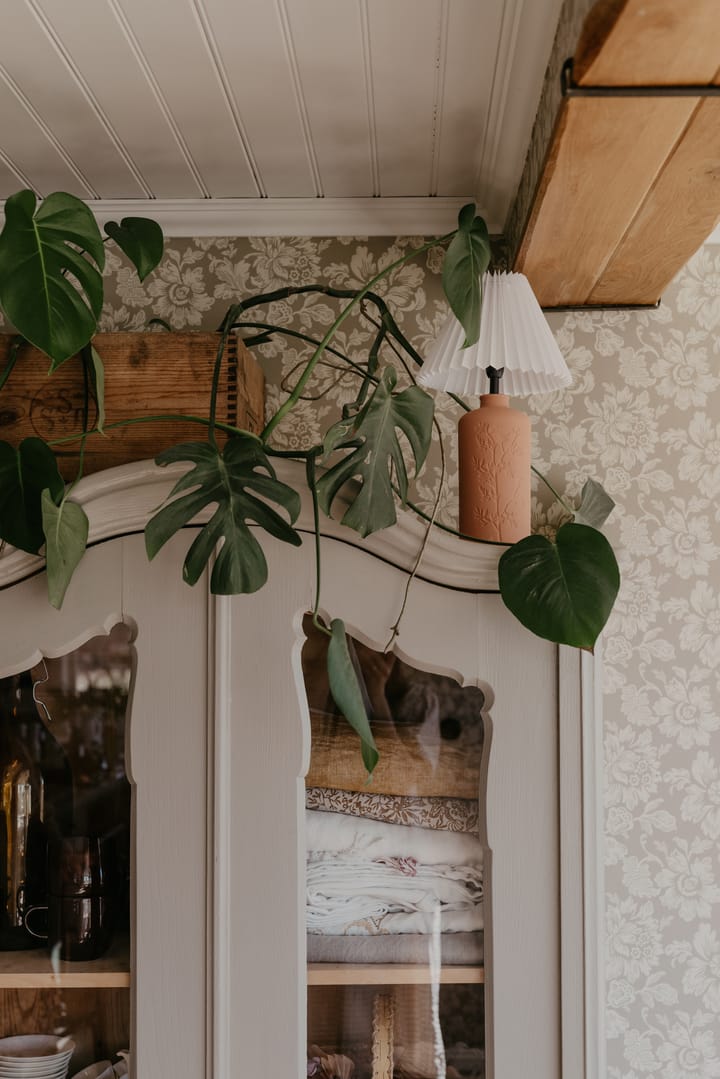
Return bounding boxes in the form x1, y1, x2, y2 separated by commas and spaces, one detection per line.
0, 332, 265, 480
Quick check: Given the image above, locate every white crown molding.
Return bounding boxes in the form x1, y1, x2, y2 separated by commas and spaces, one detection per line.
0, 458, 503, 592
0, 196, 496, 237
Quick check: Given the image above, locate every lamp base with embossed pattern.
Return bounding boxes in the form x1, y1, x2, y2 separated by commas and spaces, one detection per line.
458, 394, 531, 543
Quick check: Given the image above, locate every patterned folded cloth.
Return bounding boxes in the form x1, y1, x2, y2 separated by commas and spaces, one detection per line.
305, 787, 479, 834
306, 930, 484, 965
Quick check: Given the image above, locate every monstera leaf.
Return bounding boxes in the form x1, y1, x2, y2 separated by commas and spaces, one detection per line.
145, 435, 302, 594
498, 522, 620, 650
326, 618, 379, 775
0, 191, 105, 369
317, 367, 434, 537
41, 490, 89, 609
0, 437, 64, 553
442, 203, 492, 347
104, 217, 164, 281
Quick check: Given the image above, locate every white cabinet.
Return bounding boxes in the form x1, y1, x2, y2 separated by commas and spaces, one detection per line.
0, 461, 601, 1079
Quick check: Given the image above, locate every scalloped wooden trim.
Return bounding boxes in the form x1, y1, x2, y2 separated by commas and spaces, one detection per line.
0, 459, 502, 593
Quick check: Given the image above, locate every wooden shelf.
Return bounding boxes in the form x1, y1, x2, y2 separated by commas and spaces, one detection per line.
0, 935, 130, 988
307, 964, 484, 986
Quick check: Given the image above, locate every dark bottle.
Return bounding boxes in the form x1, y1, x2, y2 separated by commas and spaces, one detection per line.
0, 671, 74, 949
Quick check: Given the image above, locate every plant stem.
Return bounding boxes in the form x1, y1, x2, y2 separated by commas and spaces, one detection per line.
260, 235, 454, 442
305, 453, 331, 637
0, 337, 23, 394
385, 416, 447, 651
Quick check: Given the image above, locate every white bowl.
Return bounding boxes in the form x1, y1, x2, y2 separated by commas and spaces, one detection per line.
0, 1036, 74, 1060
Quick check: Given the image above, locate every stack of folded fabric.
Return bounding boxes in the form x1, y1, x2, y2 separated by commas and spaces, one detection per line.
306, 808, 483, 965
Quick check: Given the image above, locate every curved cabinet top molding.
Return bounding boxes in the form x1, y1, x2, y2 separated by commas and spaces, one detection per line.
0, 458, 504, 593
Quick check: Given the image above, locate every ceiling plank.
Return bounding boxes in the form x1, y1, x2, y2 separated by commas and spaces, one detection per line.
35, 0, 206, 198
588, 97, 720, 304
367, 0, 444, 197
201, 0, 317, 198
285, 0, 374, 197
0, 0, 146, 197
574, 0, 720, 85
514, 96, 699, 306
0, 76, 92, 197
115, 0, 260, 197
434, 0, 501, 198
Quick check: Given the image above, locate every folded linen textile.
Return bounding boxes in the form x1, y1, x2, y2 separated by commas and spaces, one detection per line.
306, 931, 484, 965
306, 855, 483, 934
305, 787, 480, 834
306, 809, 483, 868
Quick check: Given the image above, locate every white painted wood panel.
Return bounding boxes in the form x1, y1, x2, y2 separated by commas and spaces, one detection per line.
367, 0, 443, 197
286, 0, 375, 197
0, 73, 91, 198
122, 532, 211, 1079
0, 1, 145, 197
202, 0, 317, 198
114, 0, 260, 197
435, 0, 502, 197
225, 531, 564, 1079
0, 533, 211, 1079
34, 0, 205, 198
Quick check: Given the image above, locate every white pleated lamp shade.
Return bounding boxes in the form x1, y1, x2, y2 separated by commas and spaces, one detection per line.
419, 271, 572, 397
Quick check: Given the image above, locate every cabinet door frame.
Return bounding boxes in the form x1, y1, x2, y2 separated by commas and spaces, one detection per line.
0, 460, 603, 1079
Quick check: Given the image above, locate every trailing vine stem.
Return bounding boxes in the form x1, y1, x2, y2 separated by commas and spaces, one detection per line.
304, 452, 331, 638
0, 337, 23, 395
384, 413, 447, 653
223, 236, 455, 442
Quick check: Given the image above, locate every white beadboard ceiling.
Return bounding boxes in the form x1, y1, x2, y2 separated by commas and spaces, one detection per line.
0, 0, 563, 235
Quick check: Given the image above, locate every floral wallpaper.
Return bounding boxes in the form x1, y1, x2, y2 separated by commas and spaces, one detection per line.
97, 234, 720, 1079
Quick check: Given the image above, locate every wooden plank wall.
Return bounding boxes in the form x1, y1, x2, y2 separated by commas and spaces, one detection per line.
514, 0, 720, 307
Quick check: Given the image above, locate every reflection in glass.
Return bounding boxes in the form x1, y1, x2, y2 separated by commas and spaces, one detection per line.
0, 624, 132, 1073
303, 616, 486, 1079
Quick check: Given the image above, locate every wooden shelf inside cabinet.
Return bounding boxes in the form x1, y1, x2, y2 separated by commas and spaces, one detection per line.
307, 964, 484, 986
0, 935, 130, 988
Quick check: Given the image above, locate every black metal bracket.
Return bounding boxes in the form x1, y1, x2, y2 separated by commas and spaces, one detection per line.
561, 58, 720, 98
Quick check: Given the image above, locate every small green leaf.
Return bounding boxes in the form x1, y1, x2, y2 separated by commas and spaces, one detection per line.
90, 345, 106, 434
145, 435, 302, 594
0, 437, 64, 553
41, 489, 89, 609
498, 522, 620, 650
574, 478, 615, 530
104, 217, 164, 282
442, 202, 492, 347
326, 618, 379, 775
317, 367, 434, 537
0, 190, 105, 368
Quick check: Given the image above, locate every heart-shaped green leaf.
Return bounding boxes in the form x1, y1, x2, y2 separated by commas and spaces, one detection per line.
104, 216, 164, 282
145, 435, 302, 594
0, 437, 64, 553
442, 203, 492, 347
498, 522, 620, 650
0, 190, 105, 369
41, 489, 89, 609
317, 367, 434, 537
326, 618, 379, 775
574, 478, 615, 530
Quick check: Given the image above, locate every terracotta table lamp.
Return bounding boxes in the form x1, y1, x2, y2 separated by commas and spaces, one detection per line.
419, 271, 572, 544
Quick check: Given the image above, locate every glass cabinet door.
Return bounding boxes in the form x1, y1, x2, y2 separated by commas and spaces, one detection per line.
302, 616, 486, 1079
0, 624, 133, 1078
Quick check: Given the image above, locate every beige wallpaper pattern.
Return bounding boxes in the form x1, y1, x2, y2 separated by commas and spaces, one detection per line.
93, 234, 720, 1078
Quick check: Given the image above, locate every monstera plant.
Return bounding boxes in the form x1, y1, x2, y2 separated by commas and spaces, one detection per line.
0, 191, 619, 773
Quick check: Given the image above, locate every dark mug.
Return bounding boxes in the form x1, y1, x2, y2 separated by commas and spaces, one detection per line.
25, 893, 111, 960
24, 834, 111, 961
49, 835, 105, 897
